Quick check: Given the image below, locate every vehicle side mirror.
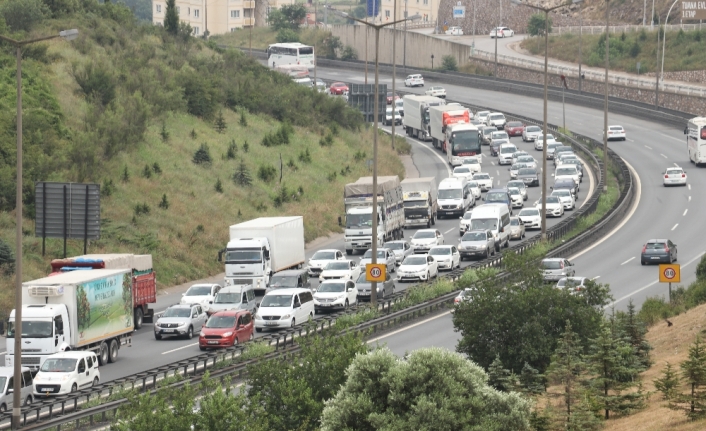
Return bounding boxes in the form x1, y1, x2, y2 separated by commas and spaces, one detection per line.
209, 301, 213, 304
6, 388, 12, 394
550, 187, 553, 190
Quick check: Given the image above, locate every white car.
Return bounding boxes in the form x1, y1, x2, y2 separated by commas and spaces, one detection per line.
446, 26, 464, 35
486, 112, 507, 129
405, 74, 424, 87
506, 180, 528, 200
181, 283, 221, 307
511, 151, 530, 165
491, 131, 509, 141
410, 229, 445, 254
472, 173, 493, 191
382, 240, 412, 265
498, 144, 518, 165
606, 125, 626, 141
554, 165, 581, 186
518, 207, 541, 229
467, 181, 482, 199
490, 26, 514, 38
534, 133, 557, 150
319, 260, 362, 281
459, 211, 473, 235
307, 249, 344, 277
522, 125, 543, 142
452, 166, 475, 181
508, 187, 524, 208
359, 248, 397, 273
476, 111, 491, 124
663, 167, 687, 186
516, 155, 538, 170
428, 245, 461, 271
397, 254, 439, 282
425, 86, 446, 98
536, 195, 564, 217
454, 288, 473, 304
462, 157, 482, 173
33, 351, 100, 396
551, 189, 576, 211
313, 279, 357, 311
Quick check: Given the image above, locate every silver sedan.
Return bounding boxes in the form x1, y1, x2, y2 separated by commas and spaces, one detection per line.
382, 241, 412, 265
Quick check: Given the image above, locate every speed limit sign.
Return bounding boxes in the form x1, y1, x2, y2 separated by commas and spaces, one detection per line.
659, 264, 681, 283
366, 263, 386, 282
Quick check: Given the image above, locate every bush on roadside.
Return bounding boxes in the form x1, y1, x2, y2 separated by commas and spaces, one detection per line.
441, 55, 458, 71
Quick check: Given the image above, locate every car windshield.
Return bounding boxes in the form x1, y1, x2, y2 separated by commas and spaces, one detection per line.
185, 285, 212, 296
206, 316, 236, 328
520, 209, 539, 216
439, 189, 462, 199
526, 126, 541, 132
214, 293, 241, 304
468, 181, 479, 188
500, 147, 516, 154
261, 295, 293, 307
6, 320, 53, 338
557, 168, 576, 176
548, 143, 562, 150
489, 114, 504, 120
414, 231, 436, 239
270, 275, 298, 287
318, 282, 346, 293
507, 181, 524, 189
666, 169, 683, 175
312, 251, 336, 260
486, 192, 508, 202
403, 256, 427, 265
546, 196, 560, 203
508, 189, 520, 196
383, 242, 404, 250
454, 167, 471, 174
473, 174, 489, 180
518, 169, 536, 176
492, 132, 508, 139
463, 159, 479, 165
542, 260, 563, 269
163, 308, 192, 318
224, 250, 261, 263
518, 157, 533, 163
510, 218, 520, 226
363, 249, 387, 258
471, 218, 497, 231
462, 232, 486, 241
356, 273, 369, 283
325, 261, 350, 270
429, 248, 450, 255
553, 190, 571, 197
40, 358, 77, 373
646, 242, 666, 249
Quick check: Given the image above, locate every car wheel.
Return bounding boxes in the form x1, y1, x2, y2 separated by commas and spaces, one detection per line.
109, 339, 119, 363
426, 271, 430, 281
154, 333, 162, 341
199, 345, 207, 351
291, 318, 296, 328
71, 383, 78, 393
92, 377, 99, 387
256, 327, 262, 333
186, 326, 194, 340
24, 396, 33, 407
641, 260, 645, 266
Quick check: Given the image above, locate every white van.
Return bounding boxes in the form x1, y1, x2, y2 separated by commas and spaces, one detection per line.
469, 203, 511, 251
206, 284, 257, 316
0, 367, 34, 411
254, 288, 314, 332
498, 143, 518, 165
437, 177, 473, 219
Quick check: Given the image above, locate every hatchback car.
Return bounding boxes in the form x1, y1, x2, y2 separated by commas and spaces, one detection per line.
467, 181, 482, 199
267, 268, 311, 294
504, 121, 524, 137
181, 283, 221, 307
553, 178, 579, 197
476, 111, 491, 124
490, 139, 509, 156
541, 258, 575, 282
411, 229, 445, 253
554, 165, 581, 186
359, 248, 397, 273
663, 167, 687, 186
516, 155, 538, 170
606, 125, 626, 141
551, 189, 576, 211
490, 26, 514, 38
425, 86, 446, 98
355, 271, 394, 301
405, 74, 424, 87
507, 216, 525, 240
452, 166, 475, 181
522, 125, 543, 142
641, 239, 677, 265
329, 82, 349, 95
459, 230, 495, 260
33, 351, 100, 396
198, 310, 254, 350
155, 303, 208, 340
517, 207, 541, 229
498, 144, 518, 165
509, 163, 529, 179
384, 107, 403, 126
428, 245, 461, 271
307, 249, 344, 277
397, 254, 439, 282
507, 187, 524, 209
454, 288, 473, 304
534, 133, 557, 150
314, 279, 358, 312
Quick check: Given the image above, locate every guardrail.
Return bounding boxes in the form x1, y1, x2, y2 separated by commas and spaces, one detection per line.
11, 55, 637, 431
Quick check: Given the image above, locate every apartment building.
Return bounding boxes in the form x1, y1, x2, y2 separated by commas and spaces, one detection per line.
152, 0, 296, 35
377, 0, 439, 25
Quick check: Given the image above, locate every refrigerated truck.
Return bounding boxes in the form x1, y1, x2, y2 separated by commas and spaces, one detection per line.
402, 95, 445, 141
6, 269, 134, 370
401, 177, 438, 228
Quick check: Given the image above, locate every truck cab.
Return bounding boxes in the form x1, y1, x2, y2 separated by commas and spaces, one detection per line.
223, 237, 272, 292
6, 304, 70, 371
344, 206, 383, 254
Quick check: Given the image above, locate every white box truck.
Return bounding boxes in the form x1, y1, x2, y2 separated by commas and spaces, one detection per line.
6, 269, 134, 370
401, 177, 438, 228
219, 217, 305, 292
343, 176, 404, 255
403, 95, 445, 141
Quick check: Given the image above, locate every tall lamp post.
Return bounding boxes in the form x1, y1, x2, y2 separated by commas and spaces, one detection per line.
328, 6, 420, 308
660, 0, 681, 91
603, 0, 609, 192
510, 0, 579, 240
0, 29, 79, 429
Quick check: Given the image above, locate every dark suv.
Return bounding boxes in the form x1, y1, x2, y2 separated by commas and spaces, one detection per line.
483, 188, 513, 214
552, 178, 578, 197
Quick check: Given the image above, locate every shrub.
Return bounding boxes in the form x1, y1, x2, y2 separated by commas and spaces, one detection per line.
160, 122, 169, 142
441, 55, 458, 71
142, 164, 152, 178
72, 61, 116, 106
298, 147, 312, 163
696, 253, 706, 281
158, 194, 169, 209
152, 163, 162, 175
0, 238, 15, 276
276, 28, 300, 43
258, 164, 277, 183
134, 203, 150, 216
101, 178, 115, 197
0, 0, 48, 32
214, 178, 223, 193
214, 110, 226, 133
232, 159, 252, 186
121, 166, 130, 182
629, 40, 640, 58
226, 140, 238, 159
340, 46, 358, 61
193, 143, 212, 166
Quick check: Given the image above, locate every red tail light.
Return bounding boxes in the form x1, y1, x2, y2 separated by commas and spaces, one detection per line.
665, 174, 669, 178
642, 244, 647, 253
664, 244, 670, 253
682, 174, 686, 177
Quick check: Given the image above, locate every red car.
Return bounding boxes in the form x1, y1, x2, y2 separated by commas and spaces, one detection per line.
386, 92, 400, 104
504, 121, 525, 137
329, 82, 349, 95
198, 310, 254, 350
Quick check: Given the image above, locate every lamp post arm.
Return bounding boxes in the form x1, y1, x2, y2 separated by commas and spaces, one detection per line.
0, 33, 64, 46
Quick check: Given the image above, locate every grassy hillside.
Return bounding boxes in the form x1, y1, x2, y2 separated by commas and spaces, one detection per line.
0, 2, 404, 313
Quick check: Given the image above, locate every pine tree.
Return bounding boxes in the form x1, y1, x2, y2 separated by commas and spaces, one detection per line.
214, 178, 223, 193
232, 159, 252, 187
487, 355, 513, 392
226, 140, 238, 159
520, 362, 545, 394
584, 322, 645, 419
214, 111, 226, 133
239, 110, 248, 127
672, 336, 706, 419
158, 194, 169, 209
654, 362, 680, 401
0, 238, 15, 275
160, 121, 169, 142
163, 0, 179, 35
192, 143, 212, 166
121, 165, 130, 182
546, 321, 586, 425
142, 164, 152, 178
243, 140, 249, 152
190, 128, 197, 139
617, 300, 652, 371
567, 392, 603, 431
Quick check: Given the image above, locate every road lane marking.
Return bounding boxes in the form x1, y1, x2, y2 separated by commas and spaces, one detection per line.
491, 161, 495, 166
658, 132, 685, 143
689, 196, 692, 201
409, 137, 452, 176
162, 342, 199, 355
644, 145, 652, 149
621, 257, 635, 265
688, 184, 691, 190
660, 153, 668, 159
607, 251, 706, 308
367, 311, 452, 344
673, 163, 679, 167
626, 138, 635, 142
444, 228, 454, 234
683, 209, 688, 216
592, 276, 600, 280
671, 223, 678, 231
569, 158, 641, 261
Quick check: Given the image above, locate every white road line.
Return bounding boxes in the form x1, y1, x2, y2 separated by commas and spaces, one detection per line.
626, 138, 635, 142
409, 138, 452, 176
367, 311, 452, 344
683, 209, 688, 216
689, 196, 692, 201
658, 132, 685, 143
607, 251, 706, 308
162, 342, 199, 355
569, 158, 641, 261
491, 161, 495, 166
673, 163, 679, 167
671, 223, 679, 231
688, 184, 691, 190
644, 145, 652, 149
592, 276, 600, 280
444, 228, 454, 234
660, 153, 668, 159
496, 170, 500, 176
621, 257, 635, 265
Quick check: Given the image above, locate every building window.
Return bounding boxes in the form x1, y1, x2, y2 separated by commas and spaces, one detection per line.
385, 10, 390, 17
188, 7, 191, 16
156, 4, 161, 13
231, 28, 237, 32
176, 6, 180, 13
193, 26, 199, 35
194, 9, 199, 18
231, 10, 240, 18
423, 0, 428, 3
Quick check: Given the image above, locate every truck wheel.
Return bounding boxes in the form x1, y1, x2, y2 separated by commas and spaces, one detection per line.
108, 339, 119, 363
134, 308, 144, 330
346, 249, 352, 256
431, 215, 436, 225
98, 341, 109, 365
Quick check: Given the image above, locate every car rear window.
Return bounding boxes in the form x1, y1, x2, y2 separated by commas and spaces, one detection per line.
666, 169, 683, 175
507, 122, 522, 127
609, 126, 623, 131
646, 242, 666, 249
542, 260, 562, 269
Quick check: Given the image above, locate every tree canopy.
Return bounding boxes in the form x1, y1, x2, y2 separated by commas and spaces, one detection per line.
269, 4, 307, 31
527, 13, 552, 37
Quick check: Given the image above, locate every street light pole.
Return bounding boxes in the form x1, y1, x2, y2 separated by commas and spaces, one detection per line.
0, 29, 79, 430
391, 0, 397, 149
603, 0, 609, 192
330, 6, 419, 308
578, 1, 583, 93
661, 0, 680, 90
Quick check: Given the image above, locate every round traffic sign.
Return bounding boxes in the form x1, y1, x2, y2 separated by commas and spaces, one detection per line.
369, 267, 382, 278
663, 268, 676, 280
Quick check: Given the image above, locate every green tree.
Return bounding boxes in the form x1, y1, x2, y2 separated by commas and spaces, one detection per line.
0, 238, 15, 275
616, 300, 652, 370
214, 110, 226, 133
232, 159, 252, 186
519, 362, 545, 394
320, 347, 532, 430
672, 336, 706, 419
276, 28, 300, 43
163, 0, 179, 35
113, 381, 197, 431
488, 354, 513, 391
696, 253, 706, 281
268, 4, 307, 31
0, 0, 48, 32
546, 321, 587, 427
654, 362, 680, 401
527, 13, 552, 37
340, 46, 358, 61
192, 143, 212, 166
566, 392, 603, 431
441, 55, 458, 71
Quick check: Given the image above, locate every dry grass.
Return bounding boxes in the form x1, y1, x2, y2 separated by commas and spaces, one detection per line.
211, 28, 278, 51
